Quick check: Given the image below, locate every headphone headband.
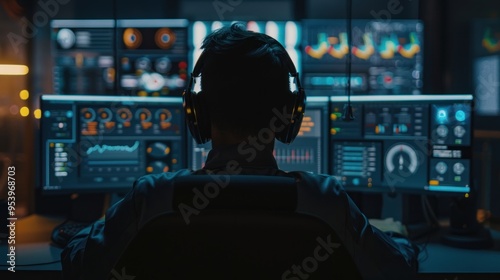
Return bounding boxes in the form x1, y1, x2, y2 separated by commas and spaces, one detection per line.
183, 45, 306, 145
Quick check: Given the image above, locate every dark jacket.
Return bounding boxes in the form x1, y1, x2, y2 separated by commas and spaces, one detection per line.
62, 145, 418, 279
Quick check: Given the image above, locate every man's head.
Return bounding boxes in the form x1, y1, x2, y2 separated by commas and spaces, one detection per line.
183, 23, 305, 146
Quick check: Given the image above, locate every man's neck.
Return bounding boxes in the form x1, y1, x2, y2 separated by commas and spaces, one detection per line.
210, 128, 275, 153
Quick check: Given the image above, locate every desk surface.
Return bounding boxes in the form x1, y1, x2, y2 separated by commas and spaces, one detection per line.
0, 215, 63, 272
1, 214, 500, 279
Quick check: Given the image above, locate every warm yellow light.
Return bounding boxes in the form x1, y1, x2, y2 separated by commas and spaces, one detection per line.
34, 109, 42, 119
20, 106, 29, 117
0, 64, 29, 75
19, 89, 29, 100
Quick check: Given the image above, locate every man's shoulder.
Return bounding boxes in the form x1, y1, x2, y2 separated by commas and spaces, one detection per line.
285, 171, 343, 188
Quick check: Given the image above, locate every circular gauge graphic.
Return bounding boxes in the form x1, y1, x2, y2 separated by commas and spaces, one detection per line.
436, 109, 448, 124
123, 28, 142, 49
435, 161, 448, 175
155, 57, 172, 73
80, 108, 96, 122
135, 108, 152, 122
455, 110, 466, 122
155, 28, 176, 49
385, 143, 419, 175
147, 142, 171, 159
147, 161, 170, 173
97, 108, 113, 122
380, 72, 394, 89
453, 162, 465, 175
57, 28, 76, 49
156, 109, 173, 129
139, 72, 165, 92
436, 125, 448, 138
135, 57, 152, 71
155, 109, 172, 122
454, 125, 466, 138
116, 108, 132, 123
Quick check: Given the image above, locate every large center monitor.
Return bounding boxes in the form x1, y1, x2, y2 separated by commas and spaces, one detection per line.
330, 94, 473, 195
189, 97, 329, 174
40, 95, 186, 194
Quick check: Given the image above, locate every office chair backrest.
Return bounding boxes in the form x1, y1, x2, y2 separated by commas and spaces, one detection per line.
110, 175, 362, 280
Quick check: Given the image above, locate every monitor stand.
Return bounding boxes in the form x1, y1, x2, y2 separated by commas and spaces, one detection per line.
441, 195, 493, 249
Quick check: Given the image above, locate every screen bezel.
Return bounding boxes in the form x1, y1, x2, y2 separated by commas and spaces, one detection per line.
329, 94, 474, 196
39, 94, 186, 195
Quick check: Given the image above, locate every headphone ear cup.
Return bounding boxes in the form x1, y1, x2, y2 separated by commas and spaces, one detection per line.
183, 88, 211, 144
275, 87, 306, 144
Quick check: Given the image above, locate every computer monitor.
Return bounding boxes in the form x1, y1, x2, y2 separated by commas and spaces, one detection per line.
50, 19, 189, 97
330, 94, 473, 195
472, 19, 500, 125
302, 19, 423, 96
117, 19, 189, 97
40, 95, 186, 194
51, 20, 116, 95
189, 97, 329, 174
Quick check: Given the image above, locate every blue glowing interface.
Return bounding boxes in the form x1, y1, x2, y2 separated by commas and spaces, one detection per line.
330, 95, 473, 194
302, 20, 423, 95
40, 95, 185, 193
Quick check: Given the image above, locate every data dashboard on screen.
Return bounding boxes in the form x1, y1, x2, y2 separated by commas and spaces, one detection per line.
51, 19, 189, 97
117, 19, 189, 97
51, 20, 116, 95
330, 95, 472, 194
40, 95, 186, 193
302, 20, 423, 96
189, 97, 329, 174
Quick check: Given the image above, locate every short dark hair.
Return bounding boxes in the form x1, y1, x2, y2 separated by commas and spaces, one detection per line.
198, 23, 294, 137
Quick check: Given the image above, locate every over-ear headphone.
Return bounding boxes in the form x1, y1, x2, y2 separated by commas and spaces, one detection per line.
183, 45, 306, 145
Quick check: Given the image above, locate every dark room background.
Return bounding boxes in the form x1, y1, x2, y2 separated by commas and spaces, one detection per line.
0, 0, 499, 222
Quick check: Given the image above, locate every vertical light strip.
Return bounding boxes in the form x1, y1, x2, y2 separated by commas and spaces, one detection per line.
192, 21, 208, 71
285, 22, 300, 73
265, 21, 279, 41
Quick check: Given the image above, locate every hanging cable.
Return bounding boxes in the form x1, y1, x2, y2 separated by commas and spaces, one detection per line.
112, 0, 120, 95
343, 0, 355, 121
